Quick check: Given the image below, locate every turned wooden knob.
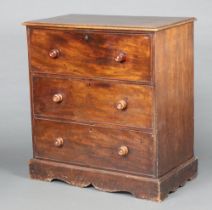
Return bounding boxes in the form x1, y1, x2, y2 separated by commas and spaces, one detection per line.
49, 49, 60, 58
118, 146, 129, 156
115, 52, 126, 63
52, 94, 63, 103
116, 99, 127, 110
54, 137, 64, 147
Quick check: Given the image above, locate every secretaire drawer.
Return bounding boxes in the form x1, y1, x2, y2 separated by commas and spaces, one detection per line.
29, 29, 152, 82
32, 76, 153, 129
34, 119, 155, 175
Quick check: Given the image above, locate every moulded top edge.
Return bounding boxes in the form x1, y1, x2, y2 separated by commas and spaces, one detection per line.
22, 14, 196, 32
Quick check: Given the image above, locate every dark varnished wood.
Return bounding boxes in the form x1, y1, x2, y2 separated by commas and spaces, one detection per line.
24, 15, 197, 201
23, 14, 195, 32
29, 157, 197, 201
32, 76, 153, 129
154, 22, 195, 176
34, 119, 155, 176
29, 29, 152, 83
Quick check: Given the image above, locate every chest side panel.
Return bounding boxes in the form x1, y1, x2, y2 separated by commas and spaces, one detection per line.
154, 22, 194, 176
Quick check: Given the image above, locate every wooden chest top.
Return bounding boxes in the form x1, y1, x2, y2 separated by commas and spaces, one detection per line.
23, 14, 195, 31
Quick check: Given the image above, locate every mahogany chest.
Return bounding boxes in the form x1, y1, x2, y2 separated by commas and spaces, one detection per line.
23, 14, 198, 201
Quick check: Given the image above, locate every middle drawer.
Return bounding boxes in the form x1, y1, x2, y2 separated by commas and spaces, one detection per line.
32, 76, 153, 129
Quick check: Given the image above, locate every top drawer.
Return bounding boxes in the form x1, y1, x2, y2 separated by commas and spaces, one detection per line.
29, 29, 152, 82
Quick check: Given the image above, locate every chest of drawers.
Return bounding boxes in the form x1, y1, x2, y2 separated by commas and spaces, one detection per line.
23, 14, 197, 201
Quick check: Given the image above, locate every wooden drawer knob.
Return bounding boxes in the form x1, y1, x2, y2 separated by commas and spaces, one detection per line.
115, 52, 126, 63
52, 94, 63, 103
49, 49, 60, 59
118, 146, 129, 156
54, 137, 64, 147
116, 99, 127, 110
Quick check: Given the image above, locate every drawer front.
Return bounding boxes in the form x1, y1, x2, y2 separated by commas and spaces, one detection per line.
32, 76, 153, 129
29, 29, 152, 82
34, 119, 155, 175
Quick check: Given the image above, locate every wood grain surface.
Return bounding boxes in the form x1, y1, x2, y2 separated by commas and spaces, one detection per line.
29, 29, 152, 83
33, 119, 155, 176
29, 157, 198, 201
154, 22, 194, 176
23, 14, 195, 32
32, 75, 153, 129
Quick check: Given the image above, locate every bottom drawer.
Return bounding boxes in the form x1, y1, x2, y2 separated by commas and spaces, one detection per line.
33, 119, 155, 176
